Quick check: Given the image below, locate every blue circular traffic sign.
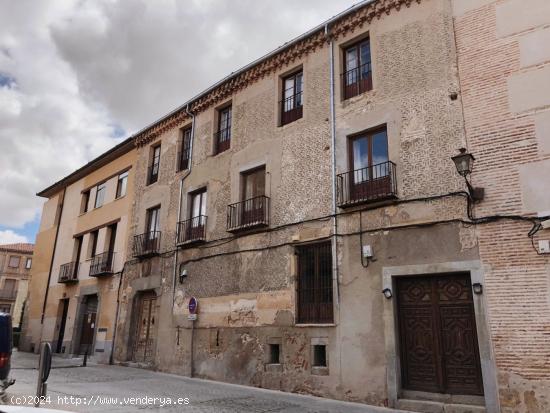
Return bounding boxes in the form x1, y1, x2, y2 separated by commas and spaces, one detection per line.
188, 297, 198, 314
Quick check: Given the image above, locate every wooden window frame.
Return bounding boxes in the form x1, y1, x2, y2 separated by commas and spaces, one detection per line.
342, 37, 372, 100
214, 105, 232, 155
240, 166, 266, 202
88, 230, 99, 259
280, 70, 303, 126
94, 182, 106, 209
146, 206, 161, 234
81, 190, 90, 214
116, 171, 128, 199
147, 144, 161, 185
347, 126, 388, 172
178, 127, 192, 171
25, 257, 32, 269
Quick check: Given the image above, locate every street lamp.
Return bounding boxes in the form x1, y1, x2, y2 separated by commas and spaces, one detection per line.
451, 148, 484, 202
451, 148, 475, 177
382, 288, 393, 299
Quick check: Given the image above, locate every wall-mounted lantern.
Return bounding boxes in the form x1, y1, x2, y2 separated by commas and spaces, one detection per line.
382, 288, 393, 299
451, 148, 484, 202
472, 283, 483, 295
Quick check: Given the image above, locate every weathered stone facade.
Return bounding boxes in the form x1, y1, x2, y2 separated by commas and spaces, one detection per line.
23, 1, 550, 412
114, 1, 514, 412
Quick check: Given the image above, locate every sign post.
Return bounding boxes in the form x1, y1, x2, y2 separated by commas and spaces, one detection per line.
35, 342, 52, 407
188, 297, 198, 377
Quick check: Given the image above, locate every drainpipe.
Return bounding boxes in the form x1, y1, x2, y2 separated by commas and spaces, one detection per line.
326, 21, 344, 392
39, 188, 66, 349
172, 105, 195, 309
325, 24, 339, 307
109, 262, 126, 365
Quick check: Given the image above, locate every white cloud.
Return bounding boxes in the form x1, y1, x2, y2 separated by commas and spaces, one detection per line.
0, 229, 28, 244
0, 0, 356, 231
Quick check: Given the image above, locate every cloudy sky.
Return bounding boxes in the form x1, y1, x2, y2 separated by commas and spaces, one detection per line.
0, 0, 357, 244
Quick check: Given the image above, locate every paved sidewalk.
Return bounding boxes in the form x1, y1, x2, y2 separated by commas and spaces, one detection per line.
7, 350, 410, 412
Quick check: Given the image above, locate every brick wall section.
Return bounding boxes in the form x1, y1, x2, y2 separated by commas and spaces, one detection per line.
454, 1, 550, 411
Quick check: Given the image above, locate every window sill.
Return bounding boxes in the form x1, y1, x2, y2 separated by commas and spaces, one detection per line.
295, 323, 336, 328
340, 88, 375, 105
114, 195, 126, 201
265, 363, 283, 373
279, 116, 304, 129
311, 366, 329, 376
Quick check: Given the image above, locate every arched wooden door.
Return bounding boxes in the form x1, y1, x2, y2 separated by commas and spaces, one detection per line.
132, 291, 157, 363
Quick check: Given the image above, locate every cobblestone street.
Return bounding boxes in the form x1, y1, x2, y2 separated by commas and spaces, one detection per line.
6, 351, 408, 412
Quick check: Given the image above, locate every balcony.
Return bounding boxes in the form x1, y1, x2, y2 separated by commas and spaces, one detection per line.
227, 195, 270, 232
177, 216, 207, 246
341, 62, 372, 100
0, 289, 17, 300
214, 127, 231, 154
58, 261, 79, 284
280, 91, 303, 126
89, 251, 115, 277
337, 161, 397, 207
133, 231, 161, 258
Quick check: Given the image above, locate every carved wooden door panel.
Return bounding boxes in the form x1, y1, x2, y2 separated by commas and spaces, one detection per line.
397, 274, 484, 395
133, 292, 157, 363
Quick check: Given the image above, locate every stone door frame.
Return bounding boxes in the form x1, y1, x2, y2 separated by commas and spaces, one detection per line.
382, 260, 500, 413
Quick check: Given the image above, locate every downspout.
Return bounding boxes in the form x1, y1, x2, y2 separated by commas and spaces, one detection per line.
39, 188, 66, 346
326, 21, 343, 391
172, 104, 195, 309
109, 262, 126, 364
325, 24, 339, 307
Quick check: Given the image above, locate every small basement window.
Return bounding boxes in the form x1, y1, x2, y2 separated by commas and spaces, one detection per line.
313, 344, 327, 367
269, 343, 281, 364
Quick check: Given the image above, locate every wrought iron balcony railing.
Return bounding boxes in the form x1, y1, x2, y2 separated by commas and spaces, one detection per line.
177, 216, 207, 245
227, 195, 270, 232
133, 231, 161, 258
89, 251, 115, 277
337, 161, 397, 207
214, 126, 231, 154
341, 62, 372, 100
280, 91, 303, 126
58, 261, 79, 284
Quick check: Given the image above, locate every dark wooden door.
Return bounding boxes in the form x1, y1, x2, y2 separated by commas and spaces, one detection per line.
133, 292, 157, 363
78, 295, 98, 354
397, 274, 483, 395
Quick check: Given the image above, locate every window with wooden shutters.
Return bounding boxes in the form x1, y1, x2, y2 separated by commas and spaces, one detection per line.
296, 242, 333, 324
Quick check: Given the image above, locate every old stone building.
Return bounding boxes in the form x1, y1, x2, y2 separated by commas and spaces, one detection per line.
23, 0, 550, 412
22, 138, 137, 363
0, 243, 34, 329
111, 0, 550, 412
